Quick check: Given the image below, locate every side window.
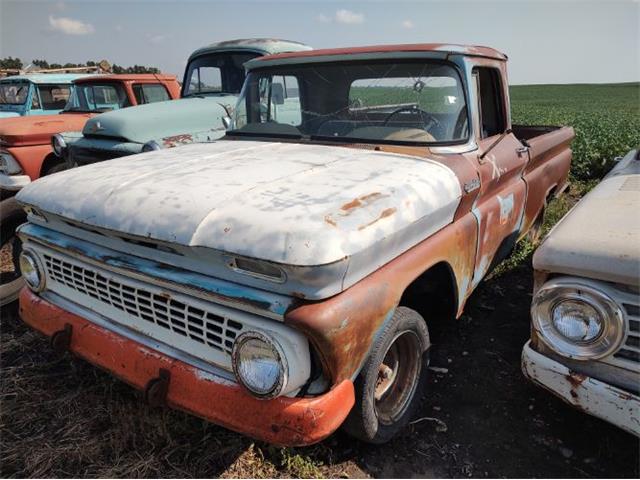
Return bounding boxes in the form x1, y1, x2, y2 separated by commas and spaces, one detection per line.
263, 75, 301, 126
473, 67, 505, 138
186, 66, 222, 95
133, 84, 171, 104
37, 85, 71, 110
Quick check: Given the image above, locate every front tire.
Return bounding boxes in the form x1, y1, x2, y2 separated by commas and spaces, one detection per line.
342, 306, 430, 444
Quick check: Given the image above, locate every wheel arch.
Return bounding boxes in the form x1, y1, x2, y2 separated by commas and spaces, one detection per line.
39, 152, 65, 177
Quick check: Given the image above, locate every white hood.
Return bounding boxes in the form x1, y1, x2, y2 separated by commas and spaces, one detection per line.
17, 141, 462, 267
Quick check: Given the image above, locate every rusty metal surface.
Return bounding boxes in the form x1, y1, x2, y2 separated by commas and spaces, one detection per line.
522, 341, 640, 436
19, 288, 354, 446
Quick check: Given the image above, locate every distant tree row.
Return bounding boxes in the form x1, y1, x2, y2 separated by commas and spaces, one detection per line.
0, 57, 160, 74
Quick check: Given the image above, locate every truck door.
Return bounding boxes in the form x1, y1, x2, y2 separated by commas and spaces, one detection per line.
470, 66, 528, 288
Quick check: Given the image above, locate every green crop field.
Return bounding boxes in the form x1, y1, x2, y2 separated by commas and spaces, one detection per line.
510, 82, 640, 180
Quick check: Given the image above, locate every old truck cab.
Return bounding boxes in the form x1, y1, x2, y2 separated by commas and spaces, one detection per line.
522, 148, 640, 436
0, 74, 180, 306
0, 74, 94, 118
58, 39, 311, 167
16, 44, 574, 446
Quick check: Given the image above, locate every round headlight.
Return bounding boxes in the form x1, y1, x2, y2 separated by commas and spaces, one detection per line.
51, 134, 66, 157
551, 299, 603, 342
232, 331, 287, 398
19, 250, 45, 292
532, 280, 625, 360
142, 140, 161, 152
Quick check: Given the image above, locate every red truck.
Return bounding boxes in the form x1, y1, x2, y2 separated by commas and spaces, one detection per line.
16, 44, 574, 445
0, 74, 180, 305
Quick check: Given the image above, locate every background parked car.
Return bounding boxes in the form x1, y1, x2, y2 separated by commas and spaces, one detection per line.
57, 38, 312, 168
522, 148, 640, 436
0, 73, 95, 118
0, 73, 180, 306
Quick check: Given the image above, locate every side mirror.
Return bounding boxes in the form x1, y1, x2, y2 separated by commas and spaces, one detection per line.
221, 116, 231, 130
271, 83, 284, 105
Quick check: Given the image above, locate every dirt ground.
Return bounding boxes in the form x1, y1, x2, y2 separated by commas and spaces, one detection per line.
1, 188, 639, 478
1, 257, 638, 478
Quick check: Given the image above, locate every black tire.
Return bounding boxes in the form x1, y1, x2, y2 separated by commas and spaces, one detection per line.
45, 162, 68, 175
0, 197, 27, 306
342, 306, 431, 444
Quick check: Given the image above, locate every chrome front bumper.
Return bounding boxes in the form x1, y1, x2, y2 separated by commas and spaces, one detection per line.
0, 172, 31, 191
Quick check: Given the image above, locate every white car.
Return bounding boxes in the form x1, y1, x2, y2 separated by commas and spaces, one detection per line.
522, 148, 640, 436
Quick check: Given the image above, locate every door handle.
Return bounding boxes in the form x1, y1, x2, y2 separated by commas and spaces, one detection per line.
516, 146, 529, 156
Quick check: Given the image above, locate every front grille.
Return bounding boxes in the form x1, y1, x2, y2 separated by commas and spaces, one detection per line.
68, 146, 130, 166
43, 253, 243, 355
616, 302, 640, 364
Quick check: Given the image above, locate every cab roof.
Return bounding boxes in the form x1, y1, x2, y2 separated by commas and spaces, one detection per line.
73, 73, 177, 83
247, 43, 507, 69
0, 73, 97, 84
188, 38, 312, 62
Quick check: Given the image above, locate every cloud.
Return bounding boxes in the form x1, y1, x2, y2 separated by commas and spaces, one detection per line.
402, 20, 415, 29
335, 9, 364, 24
115, 24, 124, 32
48, 15, 94, 35
54, 1, 67, 11
316, 13, 330, 23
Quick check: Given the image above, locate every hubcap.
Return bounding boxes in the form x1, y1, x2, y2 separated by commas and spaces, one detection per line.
374, 330, 422, 425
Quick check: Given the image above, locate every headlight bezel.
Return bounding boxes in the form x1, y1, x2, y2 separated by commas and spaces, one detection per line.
142, 140, 161, 152
532, 280, 625, 360
51, 134, 67, 157
0, 151, 23, 175
231, 330, 288, 399
19, 249, 45, 292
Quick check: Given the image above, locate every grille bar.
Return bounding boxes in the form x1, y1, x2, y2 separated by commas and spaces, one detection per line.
615, 303, 640, 365
43, 253, 242, 356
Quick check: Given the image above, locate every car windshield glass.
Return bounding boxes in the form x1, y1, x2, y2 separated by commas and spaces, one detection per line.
230, 61, 469, 145
183, 52, 260, 96
0, 82, 29, 105
64, 83, 130, 112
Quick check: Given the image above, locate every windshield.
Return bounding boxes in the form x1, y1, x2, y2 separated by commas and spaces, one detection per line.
230, 61, 469, 145
182, 52, 260, 97
64, 82, 130, 112
0, 82, 29, 105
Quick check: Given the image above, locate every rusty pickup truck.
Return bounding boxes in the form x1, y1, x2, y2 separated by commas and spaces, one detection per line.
522, 148, 640, 436
0, 74, 180, 306
16, 44, 574, 445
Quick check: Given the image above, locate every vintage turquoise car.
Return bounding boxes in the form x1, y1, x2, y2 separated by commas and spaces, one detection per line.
58, 39, 311, 166
0, 74, 95, 118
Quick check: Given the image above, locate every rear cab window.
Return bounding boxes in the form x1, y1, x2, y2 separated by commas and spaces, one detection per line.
132, 83, 171, 104
36, 84, 72, 110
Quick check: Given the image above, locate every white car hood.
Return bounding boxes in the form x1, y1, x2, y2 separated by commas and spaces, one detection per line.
18, 140, 462, 267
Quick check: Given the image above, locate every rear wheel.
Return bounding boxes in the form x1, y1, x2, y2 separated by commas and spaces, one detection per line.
342, 306, 430, 443
0, 197, 26, 306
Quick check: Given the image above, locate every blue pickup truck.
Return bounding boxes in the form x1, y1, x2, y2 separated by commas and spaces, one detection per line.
0, 74, 95, 118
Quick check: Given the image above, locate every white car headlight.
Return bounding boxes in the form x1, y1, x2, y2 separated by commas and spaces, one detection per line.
51, 134, 67, 157
232, 331, 288, 399
19, 249, 45, 292
532, 279, 625, 360
0, 151, 22, 175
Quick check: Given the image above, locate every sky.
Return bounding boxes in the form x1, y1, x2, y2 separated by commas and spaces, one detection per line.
0, 0, 638, 85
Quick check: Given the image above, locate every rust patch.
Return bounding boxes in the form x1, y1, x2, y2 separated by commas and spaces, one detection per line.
340, 192, 387, 213
162, 133, 193, 148
324, 215, 337, 227
358, 207, 397, 230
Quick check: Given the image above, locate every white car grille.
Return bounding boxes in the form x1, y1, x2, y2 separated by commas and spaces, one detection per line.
616, 301, 640, 365
37, 247, 260, 371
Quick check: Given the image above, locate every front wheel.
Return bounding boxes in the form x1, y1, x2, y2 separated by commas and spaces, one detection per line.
342, 306, 431, 443
0, 197, 27, 306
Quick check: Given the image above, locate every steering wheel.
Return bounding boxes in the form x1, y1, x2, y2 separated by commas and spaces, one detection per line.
383, 106, 441, 133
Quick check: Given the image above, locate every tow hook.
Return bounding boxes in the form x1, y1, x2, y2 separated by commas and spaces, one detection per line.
50, 323, 73, 354
144, 368, 171, 407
